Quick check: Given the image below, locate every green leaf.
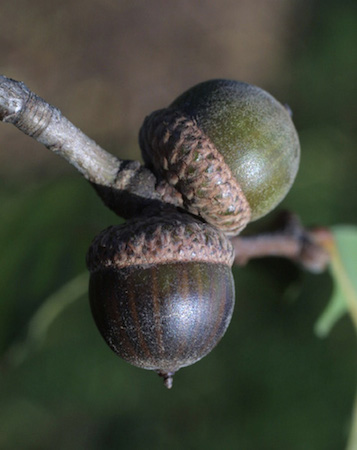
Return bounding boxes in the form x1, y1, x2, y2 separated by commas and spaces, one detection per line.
5, 272, 89, 368
315, 225, 357, 337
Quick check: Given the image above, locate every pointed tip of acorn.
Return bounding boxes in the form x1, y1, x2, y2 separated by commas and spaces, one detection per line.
157, 371, 175, 389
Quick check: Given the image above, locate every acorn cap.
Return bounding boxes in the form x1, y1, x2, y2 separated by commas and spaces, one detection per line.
140, 109, 251, 236
86, 209, 234, 273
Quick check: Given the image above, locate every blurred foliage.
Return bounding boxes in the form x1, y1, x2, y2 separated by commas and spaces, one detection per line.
0, 0, 357, 449
316, 227, 357, 338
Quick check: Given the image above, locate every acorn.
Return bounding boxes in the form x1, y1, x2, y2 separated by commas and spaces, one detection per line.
86, 210, 235, 388
139, 79, 300, 236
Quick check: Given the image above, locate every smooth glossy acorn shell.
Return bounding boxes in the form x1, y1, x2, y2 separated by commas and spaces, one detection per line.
170, 79, 300, 221
89, 261, 235, 375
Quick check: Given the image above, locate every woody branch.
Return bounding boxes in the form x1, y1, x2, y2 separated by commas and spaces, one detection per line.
0, 75, 330, 272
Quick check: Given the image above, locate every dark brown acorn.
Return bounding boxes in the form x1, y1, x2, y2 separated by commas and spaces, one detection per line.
139, 79, 300, 236
86, 210, 235, 388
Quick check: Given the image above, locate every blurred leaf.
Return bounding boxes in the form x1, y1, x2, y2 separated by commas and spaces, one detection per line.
0, 177, 117, 351
28, 272, 88, 344
315, 226, 357, 337
5, 272, 88, 368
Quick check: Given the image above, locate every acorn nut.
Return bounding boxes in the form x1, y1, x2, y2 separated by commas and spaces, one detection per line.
139, 79, 300, 236
86, 210, 235, 388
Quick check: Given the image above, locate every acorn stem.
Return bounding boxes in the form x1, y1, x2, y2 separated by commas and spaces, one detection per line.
231, 211, 332, 273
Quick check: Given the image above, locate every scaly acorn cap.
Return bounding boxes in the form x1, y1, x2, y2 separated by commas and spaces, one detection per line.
139, 109, 251, 236
86, 209, 234, 272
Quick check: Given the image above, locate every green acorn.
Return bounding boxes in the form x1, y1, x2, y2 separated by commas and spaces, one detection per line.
140, 79, 300, 235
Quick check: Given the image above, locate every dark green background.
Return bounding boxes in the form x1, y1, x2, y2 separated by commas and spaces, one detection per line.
0, 1, 356, 449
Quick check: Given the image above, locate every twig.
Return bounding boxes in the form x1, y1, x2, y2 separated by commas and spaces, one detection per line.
232, 212, 331, 273
0, 76, 120, 185
0, 76, 331, 271
0, 75, 182, 218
